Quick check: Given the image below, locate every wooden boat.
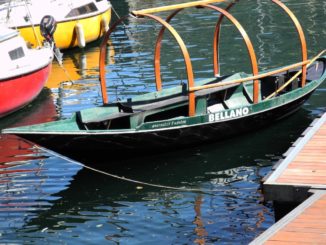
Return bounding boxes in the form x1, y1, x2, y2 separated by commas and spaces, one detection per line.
0, 0, 111, 49
3, 0, 326, 162
0, 26, 53, 118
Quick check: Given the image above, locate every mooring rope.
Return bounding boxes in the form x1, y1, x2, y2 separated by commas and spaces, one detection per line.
34, 145, 253, 194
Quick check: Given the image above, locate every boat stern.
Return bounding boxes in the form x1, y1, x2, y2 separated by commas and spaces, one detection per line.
2, 115, 80, 136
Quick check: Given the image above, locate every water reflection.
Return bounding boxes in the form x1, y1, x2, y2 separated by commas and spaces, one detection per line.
0, 0, 325, 243
46, 42, 115, 89
46, 42, 115, 119
0, 90, 81, 242
0, 135, 81, 240
0, 108, 312, 243
11, 162, 267, 244
0, 89, 57, 129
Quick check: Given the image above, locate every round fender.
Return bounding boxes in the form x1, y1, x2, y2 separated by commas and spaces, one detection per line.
75, 23, 86, 48
101, 16, 109, 34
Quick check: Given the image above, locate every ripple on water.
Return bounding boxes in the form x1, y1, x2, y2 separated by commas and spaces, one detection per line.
0, 145, 82, 238
0, 0, 325, 243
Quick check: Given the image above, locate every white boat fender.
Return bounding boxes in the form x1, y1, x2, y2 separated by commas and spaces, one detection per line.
75, 23, 85, 48
101, 16, 109, 34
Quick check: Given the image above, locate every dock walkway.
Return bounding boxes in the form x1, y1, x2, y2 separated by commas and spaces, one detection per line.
264, 113, 326, 203
251, 190, 326, 244
251, 113, 326, 244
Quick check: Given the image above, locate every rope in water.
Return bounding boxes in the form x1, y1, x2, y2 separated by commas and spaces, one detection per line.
35, 145, 249, 194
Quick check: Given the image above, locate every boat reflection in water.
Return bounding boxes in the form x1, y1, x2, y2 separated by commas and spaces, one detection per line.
46, 41, 115, 90
10, 114, 311, 243
0, 41, 116, 239
0, 90, 81, 239
0, 89, 57, 161
0, 0, 324, 243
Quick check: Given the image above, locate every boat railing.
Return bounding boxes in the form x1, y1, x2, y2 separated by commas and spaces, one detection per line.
99, 0, 313, 117
189, 60, 311, 92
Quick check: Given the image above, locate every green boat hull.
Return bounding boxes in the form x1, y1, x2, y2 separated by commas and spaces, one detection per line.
13, 91, 312, 162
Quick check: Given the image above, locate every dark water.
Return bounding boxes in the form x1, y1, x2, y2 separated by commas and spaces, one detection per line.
0, 0, 325, 244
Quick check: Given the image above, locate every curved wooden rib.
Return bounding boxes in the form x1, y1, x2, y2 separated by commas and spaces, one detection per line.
139, 13, 196, 117
272, 0, 307, 87
154, 9, 183, 91
154, 3, 236, 89
213, 2, 236, 76
154, 3, 259, 102
203, 4, 259, 103
99, 15, 129, 104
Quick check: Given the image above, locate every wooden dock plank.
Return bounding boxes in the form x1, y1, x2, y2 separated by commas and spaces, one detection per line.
299, 150, 326, 155
265, 241, 312, 245
276, 179, 326, 184
287, 222, 326, 229
282, 168, 326, 174
287, 163, 326, 169
250, 191, 326, 244
269, 231, 326, 242
263, 113, 326, 201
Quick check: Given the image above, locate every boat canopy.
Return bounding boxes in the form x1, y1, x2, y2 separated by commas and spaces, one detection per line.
99, 0, 310, 117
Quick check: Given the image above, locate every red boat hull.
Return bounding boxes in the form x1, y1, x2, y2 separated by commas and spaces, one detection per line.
0, 64, 52, 118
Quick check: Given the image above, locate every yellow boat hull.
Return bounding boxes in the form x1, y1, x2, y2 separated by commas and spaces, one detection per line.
18, 9, 111, 49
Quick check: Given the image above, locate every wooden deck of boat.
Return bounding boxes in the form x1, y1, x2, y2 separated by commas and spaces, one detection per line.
251, 113, 326, 244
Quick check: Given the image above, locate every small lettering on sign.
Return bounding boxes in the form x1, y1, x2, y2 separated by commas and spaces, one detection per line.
151, 119, 187, 129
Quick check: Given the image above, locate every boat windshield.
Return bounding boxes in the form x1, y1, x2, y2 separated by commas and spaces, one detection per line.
65, 2, 98, 18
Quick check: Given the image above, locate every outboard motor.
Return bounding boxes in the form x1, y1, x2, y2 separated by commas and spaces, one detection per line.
40, 15, 57, 44
40, 15, 63, 65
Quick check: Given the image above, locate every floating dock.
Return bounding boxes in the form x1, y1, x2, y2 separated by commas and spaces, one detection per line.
251, 113, 326, 244
263, 112, 326, 203
250, 190, 326, 244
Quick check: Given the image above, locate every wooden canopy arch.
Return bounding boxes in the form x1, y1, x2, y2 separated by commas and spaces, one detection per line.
100, 1, 230, 116
153, 2, 237, 84
99, 0, 308, 117
99, 13, 196, 115
99, 15, 129, 104
272, 0, 308, 87
213, 0, 308, 87
149, 3, 260, 103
